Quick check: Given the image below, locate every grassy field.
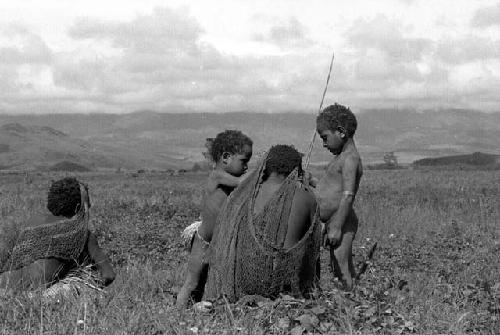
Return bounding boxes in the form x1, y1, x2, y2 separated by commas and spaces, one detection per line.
0, 170, 499, 334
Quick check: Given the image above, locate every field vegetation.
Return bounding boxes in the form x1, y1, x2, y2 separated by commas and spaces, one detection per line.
0, 170, 498, 334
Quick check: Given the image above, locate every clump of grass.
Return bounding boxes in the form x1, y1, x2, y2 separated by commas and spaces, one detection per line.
41, 264, 104, 302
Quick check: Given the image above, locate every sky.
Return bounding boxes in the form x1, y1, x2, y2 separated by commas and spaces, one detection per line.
0, 0, 499, 114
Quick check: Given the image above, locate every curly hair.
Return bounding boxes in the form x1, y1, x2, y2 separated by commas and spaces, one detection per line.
316, 103, 357, 137
265, 145, 303, 178
47, 177, 82, 218
210, 130, 253, 162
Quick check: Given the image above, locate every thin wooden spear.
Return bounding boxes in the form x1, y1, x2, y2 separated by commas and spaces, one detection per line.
303, 51, 335, 170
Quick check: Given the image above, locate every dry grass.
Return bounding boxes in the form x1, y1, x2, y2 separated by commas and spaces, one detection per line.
0, 170, 499, 334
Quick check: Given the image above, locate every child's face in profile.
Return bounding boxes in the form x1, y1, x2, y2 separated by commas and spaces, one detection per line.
317, 126, 345, 155
223, 144, 252, 177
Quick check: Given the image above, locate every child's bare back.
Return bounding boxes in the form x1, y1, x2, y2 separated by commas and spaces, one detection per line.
254, 176, 316, 250
198, 175, 235, 242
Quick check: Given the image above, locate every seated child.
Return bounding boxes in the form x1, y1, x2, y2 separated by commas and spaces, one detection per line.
315, 103, 363, 290
0, 177, 115, 292
176, 130, 253, 308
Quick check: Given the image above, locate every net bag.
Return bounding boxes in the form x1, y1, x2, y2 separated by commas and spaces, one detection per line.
204, 153, 322, 302
0, 184, 90, 273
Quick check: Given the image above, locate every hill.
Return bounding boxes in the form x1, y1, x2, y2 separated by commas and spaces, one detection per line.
0, 108, 499, 170
49, 161, 91, 172
413, 152, 500, 169
0, 123, 182, 171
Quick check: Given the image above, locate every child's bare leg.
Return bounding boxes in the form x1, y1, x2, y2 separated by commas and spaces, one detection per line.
348, 245, 356, 280
190, 262, 209, 301
331, 231, 355, 290
176, 234, 209, 309
330, 214, 358, 290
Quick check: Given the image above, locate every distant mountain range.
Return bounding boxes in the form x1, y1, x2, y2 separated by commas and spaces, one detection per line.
0, 109, 499, 170
414, 152, 500, 167
0, 122, 184, 170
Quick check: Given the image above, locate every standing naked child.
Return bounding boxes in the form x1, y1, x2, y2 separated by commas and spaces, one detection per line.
176, 130, 253, 308
315, 103, 363, 290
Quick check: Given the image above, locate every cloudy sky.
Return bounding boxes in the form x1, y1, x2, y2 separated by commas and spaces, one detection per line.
0, 0, 499, 114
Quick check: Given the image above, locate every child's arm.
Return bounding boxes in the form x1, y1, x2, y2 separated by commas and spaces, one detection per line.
210, 169, 242, 188
303, 171, 318, 188
324, 156, 360, 247
86, 232, 116, 286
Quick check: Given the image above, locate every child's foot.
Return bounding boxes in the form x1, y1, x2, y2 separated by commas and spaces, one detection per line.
193, 301, 213, 313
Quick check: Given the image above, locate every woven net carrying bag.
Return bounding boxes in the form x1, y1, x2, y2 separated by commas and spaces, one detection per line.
204, 153, 321, 302
0, 185, 90, 274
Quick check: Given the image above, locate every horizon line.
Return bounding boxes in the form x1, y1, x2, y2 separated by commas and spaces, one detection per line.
0, 107, 497, 116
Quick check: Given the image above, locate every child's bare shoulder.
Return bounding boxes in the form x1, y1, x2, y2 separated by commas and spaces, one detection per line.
206, 171, 219, 193
340, 149, 361, 171
204, 176, 230, 208
324, 151, 360, 176
207, 169, 241, 193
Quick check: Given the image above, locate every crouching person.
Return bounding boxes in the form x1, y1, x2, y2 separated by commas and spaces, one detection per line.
0, 177, 115, 297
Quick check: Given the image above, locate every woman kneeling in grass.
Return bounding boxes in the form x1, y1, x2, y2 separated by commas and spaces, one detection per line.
0, 177, 115, 297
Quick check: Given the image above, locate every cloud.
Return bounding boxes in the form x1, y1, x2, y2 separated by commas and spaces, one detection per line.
347, 14, 432, 63
0, 24, 53, 97
69, 7, 203, 55
253, 17, 312, 48
342, 14, 439, 93
334, 14, 500, 111
50, 8, 325, 113
436, 36, 500, 64
55, 7, 233, 101
471, 3, 500, 28
1, 4, 499, 114
337, 13, 499, 112
0, 25, 52, 65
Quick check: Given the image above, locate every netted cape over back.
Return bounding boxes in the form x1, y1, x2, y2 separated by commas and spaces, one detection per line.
0, 185, 90, 273
204, 154, 322, 302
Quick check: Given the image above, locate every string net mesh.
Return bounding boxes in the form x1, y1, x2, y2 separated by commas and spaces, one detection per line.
204, 154, 321, 302
0, 187, 90, 274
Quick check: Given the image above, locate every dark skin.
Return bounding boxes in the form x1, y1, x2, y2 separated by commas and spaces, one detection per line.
253, 171, 318, 294
253, 172, 317, 249
176, 145, 252, 309
315, 124, 363, 290
197, 144, 253, 242
0, 213, 115, 291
